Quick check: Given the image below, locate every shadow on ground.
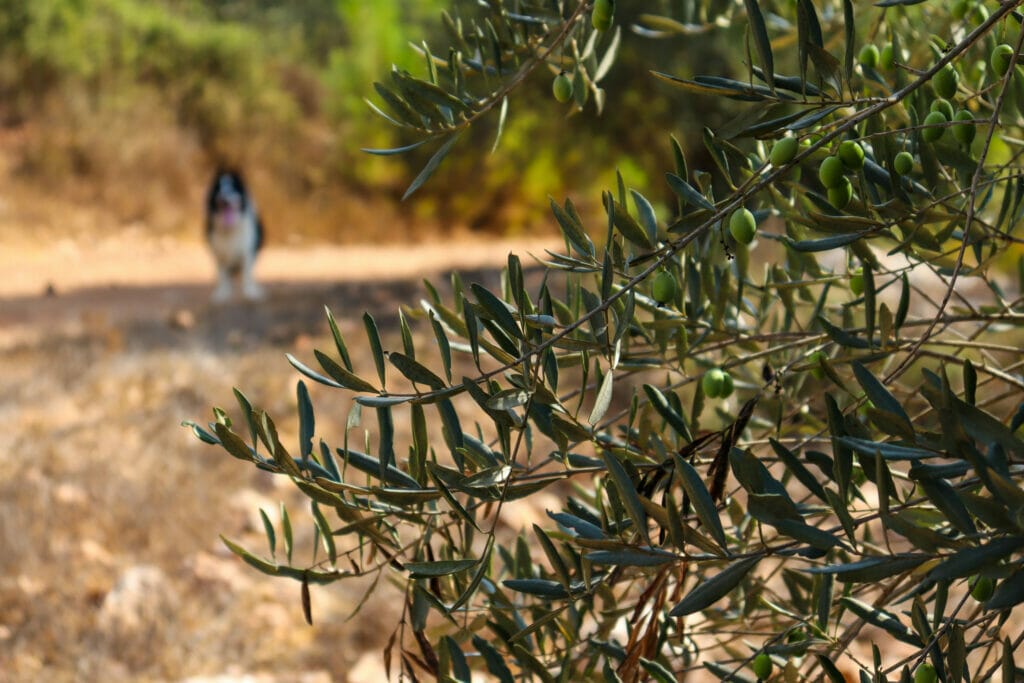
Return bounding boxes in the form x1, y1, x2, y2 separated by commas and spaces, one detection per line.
0, 264, 515, 354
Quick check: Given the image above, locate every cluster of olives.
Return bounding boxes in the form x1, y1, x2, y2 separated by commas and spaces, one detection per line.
702, 367, 734, 399
919, 42, 1017, 146
920, 43, 1017, 146
852, 37, 1020, 175
925, 103, 975, 144
858, 43, 897, 71
951, 0, 992, 23
816, 141, 863, 210
553, 0, 623, 104
592, 0, 614, 31
918, 63, 965, 144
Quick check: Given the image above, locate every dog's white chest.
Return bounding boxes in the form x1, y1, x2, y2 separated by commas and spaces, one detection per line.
209, 210, 256, 269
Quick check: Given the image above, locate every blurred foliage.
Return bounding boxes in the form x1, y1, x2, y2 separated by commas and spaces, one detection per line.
0, 0, 748, 236
194, 0, 1024, 680
0, 0, 308, 206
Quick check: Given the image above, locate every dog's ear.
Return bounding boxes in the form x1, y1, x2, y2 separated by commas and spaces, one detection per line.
229, 171, 247, 195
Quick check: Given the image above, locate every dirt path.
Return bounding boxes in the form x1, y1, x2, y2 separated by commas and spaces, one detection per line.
0, 236, 559, 349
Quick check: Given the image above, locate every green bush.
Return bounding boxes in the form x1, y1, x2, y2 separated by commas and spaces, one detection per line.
191, 1, 1024, 680
0, 1, 258, 95
0, 0, 297, 174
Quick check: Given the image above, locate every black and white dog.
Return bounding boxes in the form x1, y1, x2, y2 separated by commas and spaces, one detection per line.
205, 169, 265, 302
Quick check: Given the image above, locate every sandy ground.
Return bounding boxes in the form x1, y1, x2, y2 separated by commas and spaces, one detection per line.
0, 234, 557, 682
1, 235, 560, 296
0, 235, 559, 344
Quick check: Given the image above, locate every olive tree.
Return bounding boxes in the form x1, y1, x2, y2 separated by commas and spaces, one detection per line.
187, 0, 1024, 680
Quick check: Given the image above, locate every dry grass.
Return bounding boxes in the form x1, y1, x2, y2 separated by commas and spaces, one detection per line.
0, 315, 382, 681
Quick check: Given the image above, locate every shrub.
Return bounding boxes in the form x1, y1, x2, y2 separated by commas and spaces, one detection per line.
189, 1, 1024, 680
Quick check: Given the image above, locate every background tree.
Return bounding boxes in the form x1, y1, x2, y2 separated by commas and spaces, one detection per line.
189, 0, 1024, 680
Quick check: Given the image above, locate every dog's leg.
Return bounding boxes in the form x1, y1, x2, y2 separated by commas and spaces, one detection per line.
240, 256, 264, 301
212, 267, 234, 303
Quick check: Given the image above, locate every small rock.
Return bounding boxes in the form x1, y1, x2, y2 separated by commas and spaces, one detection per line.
169, 308, 196, 330
349, 652, 390, 683
97, 564, 173, 635
226, 329, 245, 348
80, 539, 114, 567
187, 551, 254, 591
17, 574, 45, 597
55, 482, 88, 505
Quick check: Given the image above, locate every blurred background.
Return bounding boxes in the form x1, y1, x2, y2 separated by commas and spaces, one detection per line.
0, 1, 742, 681
0, 0, 738, 246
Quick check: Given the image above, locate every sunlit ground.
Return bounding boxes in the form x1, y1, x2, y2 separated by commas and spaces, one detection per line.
0, 226, 557, 682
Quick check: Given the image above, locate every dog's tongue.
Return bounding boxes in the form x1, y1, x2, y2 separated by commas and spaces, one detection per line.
222, 206, 238, 224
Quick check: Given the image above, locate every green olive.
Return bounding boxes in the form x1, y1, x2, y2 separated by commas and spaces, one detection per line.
858, 44, 879, 70
651, 270, 677, 304
880, 44, 896, 70
951, 0, 972, 20
894, 151, 914, 175
808, 351, 827, 379
838, 140, 865, 170
827, 177, 853, 210
720, 371, 735, 398
818, 156, 846, 189
752, 653, 773, 680
932, 64, 960, 99
971, 3, 990, 25
953, 109, 976, 145
702, 368, 727, 398
914, 662, 938, 683
970, 575, 995, 602
922, 110, 948, 142
969, 59, 987, 85
592, 0, 614, 31
552, 72, 574, 103
930, 98, 955, 121
729, 208, 757, 245
769, 136, 799, 166
991, 44, 1015, 77
849, 267, 864, 296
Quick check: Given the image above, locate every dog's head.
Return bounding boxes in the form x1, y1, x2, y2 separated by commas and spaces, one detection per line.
207, 170, 249, 224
